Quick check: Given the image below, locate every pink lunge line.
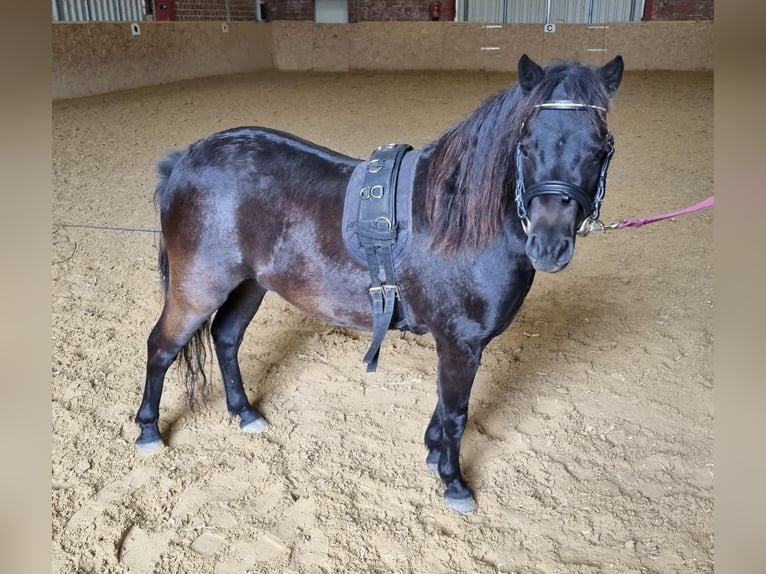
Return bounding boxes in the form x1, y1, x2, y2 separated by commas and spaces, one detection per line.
616, 196, 714, 229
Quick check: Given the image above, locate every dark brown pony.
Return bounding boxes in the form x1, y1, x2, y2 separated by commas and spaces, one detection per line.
135, 54, 624, 513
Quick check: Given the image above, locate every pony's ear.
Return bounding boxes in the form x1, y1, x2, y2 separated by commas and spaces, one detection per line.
598, 55, 624, 98
518, 54, 544, 94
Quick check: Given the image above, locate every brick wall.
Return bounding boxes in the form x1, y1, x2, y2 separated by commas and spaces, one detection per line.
265, 1, 433, 22
649, 0, 713, 21
264, 1, 436, 22
266, 1, 313, 21
172, 0, 258, 21
349, 1, 433, 22
162, 1, 714, 22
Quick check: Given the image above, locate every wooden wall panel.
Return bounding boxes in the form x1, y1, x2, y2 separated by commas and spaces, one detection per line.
52, 20, 712, 100
53, 22, 273, 100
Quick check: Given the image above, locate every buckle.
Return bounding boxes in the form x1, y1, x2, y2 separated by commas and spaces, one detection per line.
367, 159, 384, 173
368, 285, 399, 298
360, 184, 384, 199
576, 217, 615, 236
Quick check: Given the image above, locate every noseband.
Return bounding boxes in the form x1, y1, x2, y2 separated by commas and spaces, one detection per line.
514, 101, 615, 236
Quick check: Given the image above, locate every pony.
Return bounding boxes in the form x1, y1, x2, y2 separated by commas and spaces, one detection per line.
134, 54, 624, 513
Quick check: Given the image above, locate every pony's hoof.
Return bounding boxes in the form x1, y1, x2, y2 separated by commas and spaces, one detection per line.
135, 438, 164, 455
240, 416, 268, 433
444, 494, 476, 514
239, 408, 268, 433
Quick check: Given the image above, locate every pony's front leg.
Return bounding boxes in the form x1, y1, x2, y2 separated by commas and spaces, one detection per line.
429, 336, 483, 513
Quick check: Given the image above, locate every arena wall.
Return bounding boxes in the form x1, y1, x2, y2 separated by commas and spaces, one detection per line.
52, 21, 274, 100
52, 20, 712, 100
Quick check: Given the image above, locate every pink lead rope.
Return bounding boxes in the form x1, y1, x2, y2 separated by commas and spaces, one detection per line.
607, 196, 714, 230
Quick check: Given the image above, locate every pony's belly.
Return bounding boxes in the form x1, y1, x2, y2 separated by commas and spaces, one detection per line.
289, 296, 373, 332
257, 271, 374, 332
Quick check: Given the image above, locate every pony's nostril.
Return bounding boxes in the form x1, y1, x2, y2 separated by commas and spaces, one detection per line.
556, 239, 573, 264
526, 234, 539, 259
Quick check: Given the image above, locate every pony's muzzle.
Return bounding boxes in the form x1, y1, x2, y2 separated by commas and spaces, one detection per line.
525, 232, 574, 273
523, 195, 579, 272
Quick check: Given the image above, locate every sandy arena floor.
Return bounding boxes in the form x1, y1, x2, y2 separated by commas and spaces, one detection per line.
52, 69, 713, 573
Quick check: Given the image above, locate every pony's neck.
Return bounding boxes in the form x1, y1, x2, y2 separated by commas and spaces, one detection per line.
421, 85, 525, 254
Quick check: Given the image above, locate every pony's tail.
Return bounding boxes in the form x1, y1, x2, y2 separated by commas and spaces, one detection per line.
155, 150, 212, 408
178, 319, 212, 409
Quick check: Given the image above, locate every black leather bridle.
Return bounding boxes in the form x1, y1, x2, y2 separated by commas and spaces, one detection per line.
514, 101, 615, 237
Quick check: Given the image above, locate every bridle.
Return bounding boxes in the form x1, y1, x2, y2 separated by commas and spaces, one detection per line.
514, 100, 615, 237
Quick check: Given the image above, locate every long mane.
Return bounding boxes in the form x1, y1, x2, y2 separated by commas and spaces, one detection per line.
423, 61, 613, 253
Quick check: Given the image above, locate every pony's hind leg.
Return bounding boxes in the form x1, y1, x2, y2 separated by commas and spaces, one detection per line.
135, 307, 213, 452
210, 279, 269, 433
134, 276, 228, 453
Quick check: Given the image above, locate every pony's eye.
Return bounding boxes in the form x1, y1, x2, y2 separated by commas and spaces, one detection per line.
519, 145, 529, 158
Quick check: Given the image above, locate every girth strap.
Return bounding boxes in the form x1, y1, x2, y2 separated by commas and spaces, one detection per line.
353, 143, 412, 372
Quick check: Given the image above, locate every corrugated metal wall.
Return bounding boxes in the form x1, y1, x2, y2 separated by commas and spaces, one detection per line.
462, 0, 644, 24
53, 0, 145, 22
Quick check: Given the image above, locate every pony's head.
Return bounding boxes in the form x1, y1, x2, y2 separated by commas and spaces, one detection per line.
424, 54, 623, 262
514, 53, 623, 273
